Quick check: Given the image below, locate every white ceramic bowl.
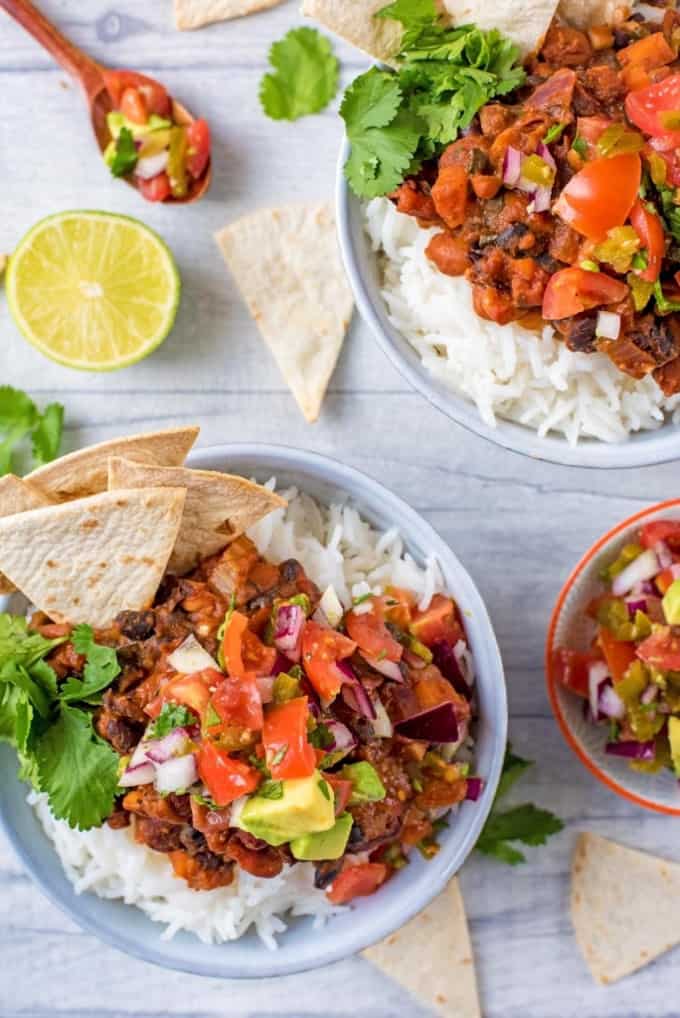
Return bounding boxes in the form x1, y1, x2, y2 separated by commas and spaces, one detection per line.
336, 138, 680, 469
546, 499, 680, 814
0, 443, 507, 977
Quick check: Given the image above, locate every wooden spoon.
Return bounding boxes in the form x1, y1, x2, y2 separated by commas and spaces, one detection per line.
0, 0, 211, 204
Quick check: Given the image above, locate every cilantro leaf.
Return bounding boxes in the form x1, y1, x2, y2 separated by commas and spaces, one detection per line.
0, 614, 65, 670
147, 702, 195, 739
109, 127, 138, 178
60, 624, 120, 704
0, 387, 64, 476
377, 0, 438, 49
35, 703, 119, 829
341, 67, 403, 134
260, 27, 339, 122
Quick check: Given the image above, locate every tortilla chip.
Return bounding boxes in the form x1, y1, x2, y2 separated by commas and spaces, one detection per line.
0, 475, 54, 595
215, 203, 353, 423
174, 0, 284, 29
441, 0, 559, 55
572, 832, 680, 984
0, 488, 186, 625
301, 0, 404, 62
26, 427, 199, 502
557, 0, 619, 28
107, 458, 286, 575
363, 878, 481, 1018
303, 0, 558, 59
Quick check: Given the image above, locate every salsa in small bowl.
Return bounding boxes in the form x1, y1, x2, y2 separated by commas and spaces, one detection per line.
546, 500, 680, 813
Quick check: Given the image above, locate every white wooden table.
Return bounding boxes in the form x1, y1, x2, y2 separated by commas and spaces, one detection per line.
1, 3, 678, 1015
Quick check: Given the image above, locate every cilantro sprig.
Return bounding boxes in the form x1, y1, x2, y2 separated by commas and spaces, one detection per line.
341, 0, 526, 198
475, 745, 564, 865
260, 27, 339, 122
109, 126, 138, 178
0, 614, 122, 830
0, 386, 64, 476
147, 702, 195, 739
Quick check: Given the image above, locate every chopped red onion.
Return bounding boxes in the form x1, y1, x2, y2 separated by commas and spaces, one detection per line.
145, 727, 193, 764
431, 639, 470, 698
605, 740, 655, 760
341, 678, 377, 720
372, 696, 393, 738
274, 604, 305, 661
154, 753, 198, 793
598, 682, 625, 720
395, 702, 459, 742
359, 651, 403, 682
502, 146, 522, 187
641, 684, 659, 705
324, 719, 357, 755
464, 777, 483, 801
611, 549, 659, 597
168, 634, 219, 674
119, 760, 155, 787
135, 150, 169, 180
625, 597, 647, 616
271, 651, 294, 677
588, 661, 609, 721
529, 186, 552, 213
672, 563, 680, 580
536, 141, 556, 172
655, 540, 673, 570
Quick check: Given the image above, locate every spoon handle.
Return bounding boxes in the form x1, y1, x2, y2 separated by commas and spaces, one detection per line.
0, 0, 103, 94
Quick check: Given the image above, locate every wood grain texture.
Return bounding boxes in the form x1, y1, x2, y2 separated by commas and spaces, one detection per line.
1, 2, 679, 1016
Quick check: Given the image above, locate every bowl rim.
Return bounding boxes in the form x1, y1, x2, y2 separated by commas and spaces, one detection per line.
545, 496, 680, 816
0, 440, 508, 978
335, 135, 680, 470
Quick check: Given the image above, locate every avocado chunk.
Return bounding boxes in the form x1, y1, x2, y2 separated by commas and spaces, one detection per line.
290, 812, 353, 861
237, 771, 335, 847
340, 761, 386, 805
106, 111, 171, 142
663, 580, 680, 625
669, 717, 680, 777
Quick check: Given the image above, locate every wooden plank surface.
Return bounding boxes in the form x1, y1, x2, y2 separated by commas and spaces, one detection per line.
1, 2, 679, 1016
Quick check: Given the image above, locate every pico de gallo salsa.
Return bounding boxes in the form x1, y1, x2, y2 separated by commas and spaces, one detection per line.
33, 535, 479, 901
102, 70, 210, 202
553, 518, 680, 775
392, 8, 680, 394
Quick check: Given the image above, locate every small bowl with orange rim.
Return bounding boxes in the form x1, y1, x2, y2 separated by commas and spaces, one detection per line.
546, 499, 680, 815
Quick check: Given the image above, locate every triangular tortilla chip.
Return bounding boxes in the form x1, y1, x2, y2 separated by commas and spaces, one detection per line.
572, 832, 680, 985
0, 475, 54, 595
301, 0, 403, 62
440, 0, 558, 55
174, 0, 284, 29
26, 427, 199, 502
0, 488, 186, 625
557, 0, 617, 29
216, 203, 353, 423
363, 878, 481, 1018
107, 458, 286, 575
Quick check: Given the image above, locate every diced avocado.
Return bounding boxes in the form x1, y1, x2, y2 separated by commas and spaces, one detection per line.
669, 717, 680, 776
237, 770, 335, 847
340, 761, 386, 805
106, 111, 171, 141
663, 580, 680, 625
290, 812, 353, 861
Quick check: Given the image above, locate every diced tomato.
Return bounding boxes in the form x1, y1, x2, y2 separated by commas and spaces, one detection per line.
656, 567, 675, 594
301, 621, 357, 702
637, 627, 680, 670
629, 199, 666, 282
640, 520, 680, 551
262, 697, 316, 780
159, 668, 219, 715
103, 69, 171, 118
576, 115, 613, 158
120, 86, 148, 125
598, 627, 637, 683
324, 774, 353, 815
626, 73, 680, 147
209, 672, 263, 732
384, 586, 417, 629
542, 267, 629, 320
222, 611, 276, 678
197, 741, 261, 807
326, 862, 389, 905
138, 172, 172, 202
186, 118, 211, 179
410, 594, 463, 647
553, 154, 641, 240
345, 597, 403, 662
617, 32, 676, 73
552, 648, 600, 698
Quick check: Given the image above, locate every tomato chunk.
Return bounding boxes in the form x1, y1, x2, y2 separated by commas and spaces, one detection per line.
103, 69, 171, 118
326, 862, 389, 905
542, 267, 629, 320
262, 697, 316, 780
629, 199, 665, 282
301, 621, 356, 701
410, 594, 463, 647
552, 648, 600, 698
138, 172, 172, 203
637, 627, 680, 670
626, 73, 680, 146
160, 668, 218, 715
553, 154, 641, 240
197, 742, 261, 807
186, 118, 211, 178
640, 520, 680, 551
222, 611, 276, 678
345, 598, 403, 662
209, 672, 263, 732
598, 627, 637, 683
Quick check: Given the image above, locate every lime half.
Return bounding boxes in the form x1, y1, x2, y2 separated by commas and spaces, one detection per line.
6, 211, 180, 371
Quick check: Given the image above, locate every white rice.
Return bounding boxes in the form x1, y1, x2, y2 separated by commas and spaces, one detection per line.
365, 196, 680, 446
31, 485, 446, 947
